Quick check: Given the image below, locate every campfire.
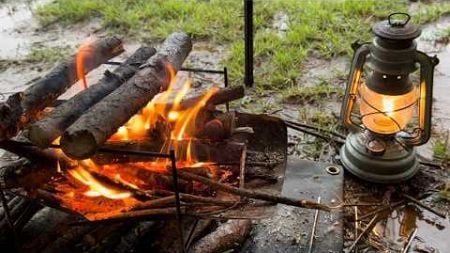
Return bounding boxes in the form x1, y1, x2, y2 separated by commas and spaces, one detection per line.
0, 32, 329, 252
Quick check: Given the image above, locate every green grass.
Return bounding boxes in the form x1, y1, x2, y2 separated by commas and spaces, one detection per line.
36, 0, 449, 89
24, 46, 72, 63
282, 81, 344, 103
432, 134, 449, 160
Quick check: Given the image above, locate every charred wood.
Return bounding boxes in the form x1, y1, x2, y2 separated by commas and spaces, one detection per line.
113, 221, 158, 253
0, 37, 124, 140
61, 32, 192, 160
27, 46, 156, 148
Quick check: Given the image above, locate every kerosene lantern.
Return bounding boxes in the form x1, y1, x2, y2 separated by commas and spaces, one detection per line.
340, 13, 439, 183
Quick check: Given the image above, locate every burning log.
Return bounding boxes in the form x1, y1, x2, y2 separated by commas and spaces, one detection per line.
0, 37, 124, 140
154, 85, 245, 112
61, 32, 192, 160
92, 140, 245, 165
188, 219, 252, 253
27, 46, 157, 148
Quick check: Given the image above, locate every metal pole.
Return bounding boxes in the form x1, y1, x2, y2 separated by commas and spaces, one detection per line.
169, 150, 186, 253
244, 0, 254, 88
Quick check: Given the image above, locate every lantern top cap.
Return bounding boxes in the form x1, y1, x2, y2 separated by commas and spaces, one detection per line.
373, 13, 421, 40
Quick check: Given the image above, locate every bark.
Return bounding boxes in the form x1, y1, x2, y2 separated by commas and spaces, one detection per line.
188, 219, 252, 253
27, 46, 156, 148
154, 85, 245, 111
0, 37, 124, 140
0, 141, 59, 189
61, 32, 192, 160
113, 221, 158, 253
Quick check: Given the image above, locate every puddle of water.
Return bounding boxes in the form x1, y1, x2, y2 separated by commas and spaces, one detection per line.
417, 17, 450, 132
369, 205, 449, 252
0, 0, 52, 59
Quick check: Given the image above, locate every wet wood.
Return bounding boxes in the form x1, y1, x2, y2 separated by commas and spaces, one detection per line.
188, 219, 252, 253
61, 32, 192, 160
175, 170, 332, 211
0, 37, 124, 140
27, 46, 156, 148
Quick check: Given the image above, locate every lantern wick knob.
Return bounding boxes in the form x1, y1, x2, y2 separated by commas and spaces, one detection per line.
388, 12, 411, 27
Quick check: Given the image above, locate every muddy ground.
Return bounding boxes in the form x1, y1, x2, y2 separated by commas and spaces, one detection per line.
0, 1, 449, 252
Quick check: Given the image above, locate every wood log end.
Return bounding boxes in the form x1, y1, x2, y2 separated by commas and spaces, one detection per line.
27, 124, 55, 148
61, 130, 98, 160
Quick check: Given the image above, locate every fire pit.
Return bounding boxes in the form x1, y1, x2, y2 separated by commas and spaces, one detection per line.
0, 32, 329, 253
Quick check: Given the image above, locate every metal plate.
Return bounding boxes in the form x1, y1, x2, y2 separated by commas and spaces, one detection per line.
241, 158, 343, 253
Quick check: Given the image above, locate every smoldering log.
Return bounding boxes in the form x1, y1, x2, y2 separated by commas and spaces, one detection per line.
188, 219, 252, 253
0, 37, 124, 140
92, 140, 245, 165
61, 32, 192, 160
27, 46, 157, 148
0, 141, 59, 189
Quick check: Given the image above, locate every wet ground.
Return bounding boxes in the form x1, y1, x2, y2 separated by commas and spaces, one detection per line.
0, 1, 449, 252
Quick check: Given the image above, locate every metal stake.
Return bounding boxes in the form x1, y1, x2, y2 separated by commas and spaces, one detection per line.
169, 150, 186, 253
224, 67, 230, 112
244, 0, 254, 88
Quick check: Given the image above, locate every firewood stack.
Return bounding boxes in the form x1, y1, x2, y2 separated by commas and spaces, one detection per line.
0, 32, 327, 253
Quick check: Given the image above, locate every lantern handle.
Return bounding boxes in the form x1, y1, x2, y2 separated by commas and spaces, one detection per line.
388, 12, 411, 27
341, 42, 370, 132
401, 51, 438, 146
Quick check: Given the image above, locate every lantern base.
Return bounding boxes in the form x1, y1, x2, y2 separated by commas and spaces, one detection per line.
340, 132, 419, 183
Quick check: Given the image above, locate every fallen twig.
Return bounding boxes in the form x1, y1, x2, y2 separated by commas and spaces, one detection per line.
175, 170, 332, 211
346, 214, 380, 253
402, 194, 447, 219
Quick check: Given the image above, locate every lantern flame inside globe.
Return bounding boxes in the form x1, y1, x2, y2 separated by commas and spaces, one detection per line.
359, 83, 417, 135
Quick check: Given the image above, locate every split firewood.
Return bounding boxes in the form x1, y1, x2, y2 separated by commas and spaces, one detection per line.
61, 32, 192, 160
27, 46, 157, 148
188, 219, 252, 253
0, 37, 124, 140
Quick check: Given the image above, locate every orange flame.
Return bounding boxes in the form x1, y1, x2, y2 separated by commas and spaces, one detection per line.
76, 37, 96, 90
65, 63, 219, 203
68, 160, 131, 200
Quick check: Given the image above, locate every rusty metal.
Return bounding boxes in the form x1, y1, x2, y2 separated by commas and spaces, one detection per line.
241, 158, 343, 253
